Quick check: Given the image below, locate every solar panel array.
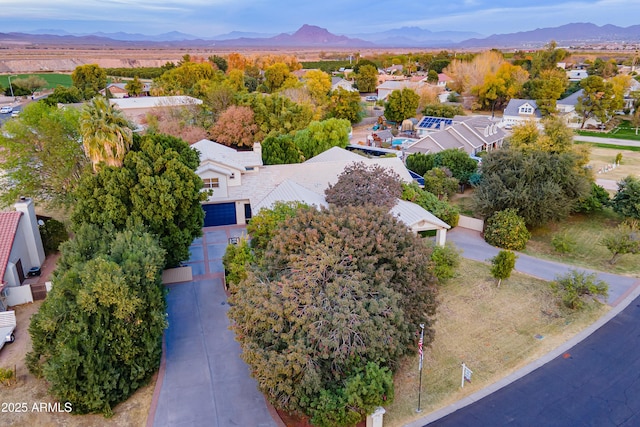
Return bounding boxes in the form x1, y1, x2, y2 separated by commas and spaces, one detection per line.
417, 116, 453, 130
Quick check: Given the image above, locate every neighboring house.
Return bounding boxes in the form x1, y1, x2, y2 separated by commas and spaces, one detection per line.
99, 83, 129, 98
368, 129, 394, 145
437, 73, 453, 88
385, 64, 404, 74
406, 116, 505, 156
0, 197, 45, 309
502, 99, 542, 128
376, 80, 424, 101
567, 69, 589, 81
193, 143, 450, 244
557, 89, 601, 129
624, 78, 640, 110
331, 77, 357, 92
109, 95, 203, 125
415, 116, 454, 136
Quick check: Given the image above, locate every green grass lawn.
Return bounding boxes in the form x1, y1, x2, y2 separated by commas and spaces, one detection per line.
576, 120, 640, 141
385, 259, 607, 427
523, 209, 640, 277
0, 73, 72, 90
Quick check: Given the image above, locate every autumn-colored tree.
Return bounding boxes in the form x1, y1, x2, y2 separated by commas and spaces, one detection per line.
242, 92, 314, 141
325, 162, 403, 209
264, 62, 298, 93
227, 52, 248, 71
444, 50, 505, 95
201, 82, 238, 121
210, 105, 258, 148
327, 87, 362, 123
153, 61, 216, 95
523, 68, 569, 116
472, 62, 528, 111
226, 69, 246, 92
304, 69, 332, 104
508, 116, 575, 155
228, 204, 437, 425
143, 106, 209, 144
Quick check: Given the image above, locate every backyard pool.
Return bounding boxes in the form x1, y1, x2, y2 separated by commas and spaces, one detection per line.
392, 137, 415, 147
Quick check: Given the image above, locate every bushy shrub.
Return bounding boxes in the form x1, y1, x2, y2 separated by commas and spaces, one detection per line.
222, 237, 254, 288
575, 183, 610, 213
490, 250, 517, 287
550, 270, 608, 310
429, 243, 461, 282
402, 182, 459, 227
39, 219, 69, 255
552, 233, 577, 254
484, 208, 531, 250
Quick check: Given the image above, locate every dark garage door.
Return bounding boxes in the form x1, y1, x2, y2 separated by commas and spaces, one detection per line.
203, 203, 237, 227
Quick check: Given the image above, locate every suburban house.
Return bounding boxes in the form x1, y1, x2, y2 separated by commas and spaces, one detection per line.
415, 116, 454, 136
567, 69, 589, 81
0, 198, 45, 310
406, 116, 505, 156
376, 80, 424, 101
437, 73, 453, 88
331, 77, 358, 92
99, 82, 152, 98
109, 95, 203, 126
502, 99, 542, 128
192, 142, 450, 245
556, 89, 602, 129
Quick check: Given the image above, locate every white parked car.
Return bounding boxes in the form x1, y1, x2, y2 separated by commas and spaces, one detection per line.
0, 106, 13, 114
11, 110, 19, 118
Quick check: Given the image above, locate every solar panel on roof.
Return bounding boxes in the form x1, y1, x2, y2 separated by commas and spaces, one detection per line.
417, 116, 452, 129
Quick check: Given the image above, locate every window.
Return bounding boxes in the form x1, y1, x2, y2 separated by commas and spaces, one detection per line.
520, 106, 532, 114
203, 178, 219, 189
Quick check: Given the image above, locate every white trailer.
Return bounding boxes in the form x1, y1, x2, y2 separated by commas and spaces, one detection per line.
0, 310, 16, 351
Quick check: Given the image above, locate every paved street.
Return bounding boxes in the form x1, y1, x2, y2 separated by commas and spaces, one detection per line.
406, 227, 640, 427
152, 226, 279, 427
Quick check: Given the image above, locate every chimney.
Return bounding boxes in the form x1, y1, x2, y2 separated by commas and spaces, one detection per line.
253, 142, 263, 165
14, 197, 45, 268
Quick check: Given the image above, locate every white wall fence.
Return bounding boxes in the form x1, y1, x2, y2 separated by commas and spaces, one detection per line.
457, 215, 484, 232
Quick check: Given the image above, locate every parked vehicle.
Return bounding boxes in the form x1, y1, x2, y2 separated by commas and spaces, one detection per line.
365, 95, 377, 102
10, 110, 19, 118
0, 310, 16, 351
0, 106, 13, 114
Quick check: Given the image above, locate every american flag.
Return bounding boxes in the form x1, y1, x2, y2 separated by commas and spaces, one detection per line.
418, 327, 424, 371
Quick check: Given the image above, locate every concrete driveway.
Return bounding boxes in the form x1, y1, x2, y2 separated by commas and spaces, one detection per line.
151, 226, 280, 427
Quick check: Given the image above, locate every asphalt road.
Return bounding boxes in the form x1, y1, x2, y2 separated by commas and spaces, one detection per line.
425, 294, 640, 427
574, 135, 640, 147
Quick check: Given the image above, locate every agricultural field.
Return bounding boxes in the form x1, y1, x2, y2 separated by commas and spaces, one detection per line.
0, 73, 72, 90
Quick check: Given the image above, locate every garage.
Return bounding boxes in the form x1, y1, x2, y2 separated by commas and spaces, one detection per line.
202, 203, 237, 227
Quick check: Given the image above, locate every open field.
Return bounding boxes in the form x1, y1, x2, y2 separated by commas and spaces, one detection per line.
0, 301, 155, 427
588, 145, 640, 181
0, 73, 72, 89
385, 259, 608, 426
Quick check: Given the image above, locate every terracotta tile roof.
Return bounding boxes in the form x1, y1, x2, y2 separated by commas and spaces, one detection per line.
0, 211, 22, 285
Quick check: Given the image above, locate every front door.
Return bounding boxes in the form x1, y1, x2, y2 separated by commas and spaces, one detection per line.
15, 259, 25, 284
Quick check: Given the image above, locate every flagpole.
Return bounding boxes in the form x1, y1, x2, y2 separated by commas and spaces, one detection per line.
416, 323, 425, 413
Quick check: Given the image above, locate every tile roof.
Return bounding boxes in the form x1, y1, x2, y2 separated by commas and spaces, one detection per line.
0, 212, 22, 285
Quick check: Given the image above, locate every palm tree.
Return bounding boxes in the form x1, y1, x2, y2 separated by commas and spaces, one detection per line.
80, 96, 133, 171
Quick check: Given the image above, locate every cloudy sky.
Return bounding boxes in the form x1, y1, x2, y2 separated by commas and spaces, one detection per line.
1, 0, 638, 37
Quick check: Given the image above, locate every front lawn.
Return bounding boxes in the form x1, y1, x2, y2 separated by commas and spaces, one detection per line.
524, 209, 640, 277
588, 145, 640, 181
575, 120, 640, 142
384, 259, 607, 426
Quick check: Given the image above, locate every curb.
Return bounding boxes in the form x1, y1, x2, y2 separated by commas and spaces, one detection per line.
405, 279, 640, 427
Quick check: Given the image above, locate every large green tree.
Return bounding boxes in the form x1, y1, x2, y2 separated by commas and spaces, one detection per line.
610, 176, 640, 220
71, 64, 107, 99
384, 88, 420, 123
293, 118, 351, 159
0, 101, 87, 209
71, 133, 205, 267
405, 149, 478, 183
80, 96, 134, 170
261, 134, 304, 165
473, 148, 591, 227
228, 204, 437, 425
325, 162, 403, 209
242, 92, 314, 141
355, 64, 378, 93
27, 224, 167, 415
576, 75, 616, 129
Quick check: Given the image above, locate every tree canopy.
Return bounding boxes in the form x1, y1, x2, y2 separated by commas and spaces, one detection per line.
384, 88, 420, 123
210, 105, 258, 148
328, 87, 362, 124
228, 204, 437, 425
0, 101, 87, 209
71, 133, 205, 267
611, 176, 640, 220
576, 75, 616, 128
355, 64, 378, 93
325, 162, 403, 209
293, 118, 351, 159
27, 224, 167, 416
71, 64, 107, 99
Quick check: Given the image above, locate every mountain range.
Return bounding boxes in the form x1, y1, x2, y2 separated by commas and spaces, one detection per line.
4, 23, 640, 49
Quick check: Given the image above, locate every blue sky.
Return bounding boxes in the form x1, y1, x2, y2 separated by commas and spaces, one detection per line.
1, 0, 638, 37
